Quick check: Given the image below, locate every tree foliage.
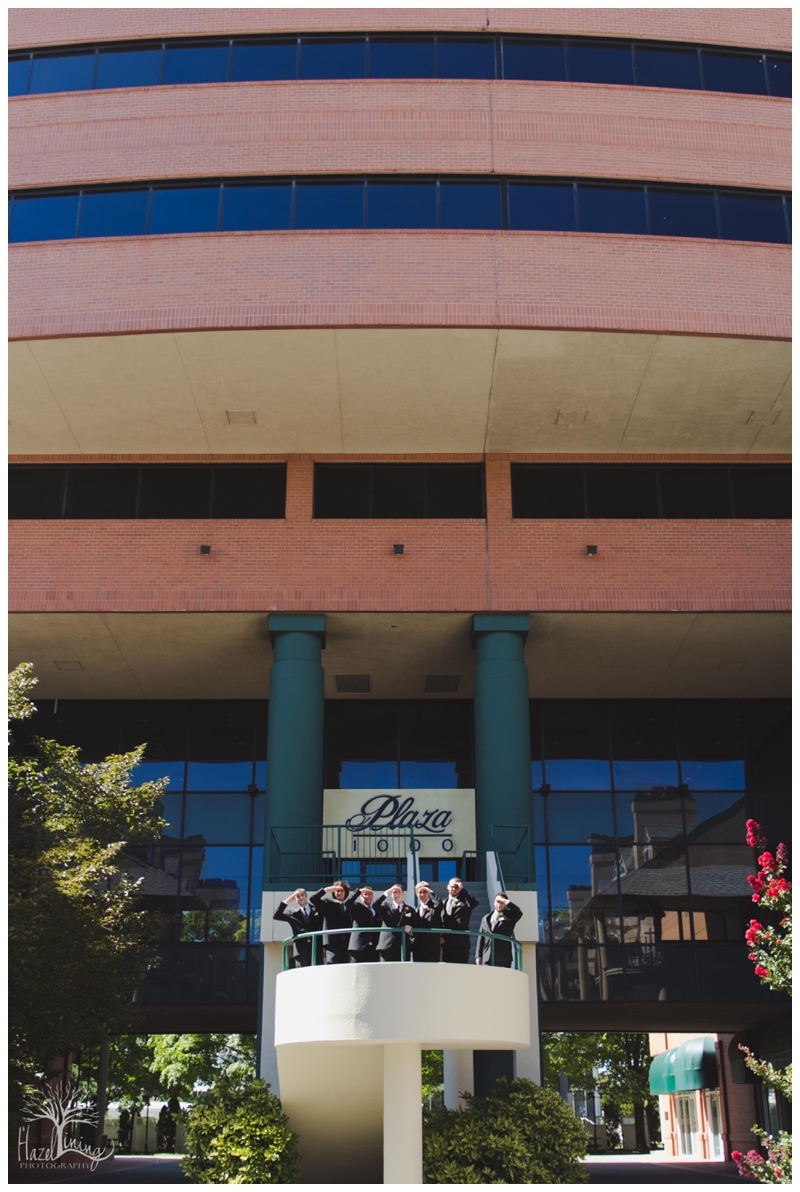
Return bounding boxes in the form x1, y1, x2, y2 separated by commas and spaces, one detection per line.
8, 665, 167, 1090
423, 1077, 588, 1184
182, 1080, 299, 1184
107, 1034, 257, 1107
731, 822, 792, 1185
422, 1050, 444, 1104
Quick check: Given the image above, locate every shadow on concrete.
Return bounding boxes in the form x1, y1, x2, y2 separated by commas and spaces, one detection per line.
586, 1157, 742, 1184
11, 1156, 190, 1184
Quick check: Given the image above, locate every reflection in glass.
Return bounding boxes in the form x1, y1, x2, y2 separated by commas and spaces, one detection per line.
610, 701, 679, 790
9, 59, 31, 96
547, 845, 620, 943
338, 761, 398, 789
184, 793, 252, 842
131, 760, 185, 790
367, 183, 437, 229
150, 188, 220, 235
162, 45, 229, 86
718, 194, 787, 244
678, 701, 745, 790
578, 186, 647, 235
79, 190, 150, 238
179, 845, 249, 942
173, 945, 250, 1005
440, 183, 503, 230
545, 793, 615, 842
300, 40, 366, 79
702, 51, 766, 96
222, 185, 291, 231
614, 788, 688, 843
617, 832, 689, 946
400, 701, 473, 788
437, 39, 496, 79
503, 39, 566, 82
249, 848, 263, 941
186, 762, 253, 792
635, 46, 702, 90
10, 195, 79, 243
29, 53, 96, 94
230, 42, 297, 81
568, 42, 634, 86
400, 761, 457, 788
154, 793, 183, 840
766, 57, 791, 98
543, 699, 611, 789
648, 189, 718, 239
368, 40, 435, 79
325, 701, 398, 788
509, 184, 575, 232
96, 48, 162, 89
294, 183, 364, 229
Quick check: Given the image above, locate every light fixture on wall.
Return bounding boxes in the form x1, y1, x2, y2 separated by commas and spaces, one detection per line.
586, 545, 598, 557
200, 545, 211, 555
393, 544, 405, 555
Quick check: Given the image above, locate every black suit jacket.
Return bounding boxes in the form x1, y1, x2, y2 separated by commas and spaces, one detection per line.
273, 901, 323, 962
408, 896, 442, 959
374, 894, 415, 954
475, 901, 523, 965
348, 898, 381, 951
309, 888, 357, 952
440, 889, 479, 953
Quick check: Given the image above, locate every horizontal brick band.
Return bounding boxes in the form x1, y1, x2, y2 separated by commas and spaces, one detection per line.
10, 81, 790, 193
9, 231, 790, 342
9, 8, 792, 53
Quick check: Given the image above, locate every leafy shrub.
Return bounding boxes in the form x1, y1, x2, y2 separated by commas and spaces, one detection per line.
182, 1080, 299, 1184
423, 1077, 588, 1184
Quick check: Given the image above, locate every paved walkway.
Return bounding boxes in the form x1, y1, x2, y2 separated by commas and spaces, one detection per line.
586, 1154, 742, 1184
11, 1156, 190, 1184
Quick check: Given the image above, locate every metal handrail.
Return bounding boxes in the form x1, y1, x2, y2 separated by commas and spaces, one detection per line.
280, 925, 523, 971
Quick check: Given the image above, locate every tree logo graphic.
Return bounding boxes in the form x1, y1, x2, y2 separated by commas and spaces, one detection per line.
18, 1081, 114, 1170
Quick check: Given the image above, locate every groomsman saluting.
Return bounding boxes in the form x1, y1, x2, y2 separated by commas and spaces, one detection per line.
348, 886, 380, 962
440, 877, 479, 964
309, 881, 356, 964
273, 888, 323, 967
374, 883, 415, 961
408, 881, 443, 962
475, 894, 523, 968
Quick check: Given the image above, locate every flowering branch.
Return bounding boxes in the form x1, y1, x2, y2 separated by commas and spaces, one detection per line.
744, 821, 792, 995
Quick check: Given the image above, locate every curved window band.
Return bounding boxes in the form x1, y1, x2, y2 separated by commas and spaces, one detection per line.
9, 34, 791, 98
7, 177, 792, 245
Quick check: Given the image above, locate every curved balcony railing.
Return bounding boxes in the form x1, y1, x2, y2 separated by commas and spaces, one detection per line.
280, 925, 523, 970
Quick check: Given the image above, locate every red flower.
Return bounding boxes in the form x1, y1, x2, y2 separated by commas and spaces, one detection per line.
776, 842, 789, 865
758, 851, 775, 871
746, 820, 767, 849
754, 965, 769, 977
731, 1151, 742, 1162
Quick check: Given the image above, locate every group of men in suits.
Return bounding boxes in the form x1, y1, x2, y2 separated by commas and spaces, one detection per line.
274, 876, 522, 968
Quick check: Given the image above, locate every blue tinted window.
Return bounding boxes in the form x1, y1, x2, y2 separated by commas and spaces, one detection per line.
438, 39, 496, 79
634, 46, 701, 90
295, 183, 364, 229
163, 44, 229, 86
79, 189, 149, 238
509, 184, 575, 231
440, 182, 502, 229
702, 51, 766, 95
9, 57, 30, 96
546, 760, 612, 791
578, 186, 647, 234
96, 47, 162, 89
339, 760, 398, 788
132, 760, 185, 789
546, 793, 615, 842
369, 40, 435, 79
249, 849, 263, 940
222, 185, 291, 231
186, 761, 253, 791
156, 793, 183, 839
766, 56, 791, 97
367, 182, 436, 229
502, 39, 566, 81
29, 52, 95, 94
230, 42, 297, 81
184, 793, 251, 841
400, 761, 457, 788
299, 40, 365, 79
568, 42, 634, 85
10, 194, 79, 242
648, 189, 718, 239
150, 187, 220, 234
718, 193, 787, 243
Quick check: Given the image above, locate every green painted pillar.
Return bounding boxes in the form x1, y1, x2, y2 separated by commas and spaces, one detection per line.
263, 614, 326, 889
472, 614, 533, 863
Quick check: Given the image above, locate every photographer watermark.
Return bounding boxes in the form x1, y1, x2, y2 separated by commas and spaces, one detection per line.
18, 1080, 114, 1171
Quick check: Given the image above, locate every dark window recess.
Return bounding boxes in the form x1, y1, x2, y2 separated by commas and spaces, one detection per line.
658, 467, 732, 519
138, 467, 212, 518
585, 467, 658, 519
221, 184, 291, 231
509, 183, 576, 232
96, 46, 162, 89
502, 39, 566, 82
731, 466, 791, 518
64, 467, 139, 518
8, 467, 66, 518
634, 46, 702, 90
28, 51, 96, 93
648, 188, 718, 239
701, 49, 767, 95
78, 189, 150, 239
766, 56, 791, 97
568, 41, 634, 85
299, 39, 366, 79
9, 193, 79, 243
578, 185, 647, 235
294, 182, 364, 230
367, 182, 437, 229
368, 39, 435, 79
150, 186, 220, 235
718, 193, 788, 244
162, 43, 229, 86
437, 38, 496, 79
212, 466, 286, 518
230, 41, 297, 81
9, 57, 31, 96
511, 466, 586, 518
440, 182, 503, 230
313, 463, 484, 519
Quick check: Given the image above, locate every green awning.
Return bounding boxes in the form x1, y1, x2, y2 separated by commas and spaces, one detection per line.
649, 1037, 718, 1095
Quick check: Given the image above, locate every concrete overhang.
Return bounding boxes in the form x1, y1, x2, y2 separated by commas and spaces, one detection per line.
8, 610, 790, 701
9, 328, 791, 456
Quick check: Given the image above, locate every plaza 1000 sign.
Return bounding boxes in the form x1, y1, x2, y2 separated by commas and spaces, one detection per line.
322, 789, 476, 857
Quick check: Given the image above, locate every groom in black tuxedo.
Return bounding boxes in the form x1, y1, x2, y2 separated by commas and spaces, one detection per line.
273, 888, 324, 966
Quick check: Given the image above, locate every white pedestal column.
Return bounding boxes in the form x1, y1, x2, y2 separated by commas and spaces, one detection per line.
443, 1049, 474, 1109
514, 944, 542, 1084
259, 943, 283, 1095
383, 1042, 422, 1185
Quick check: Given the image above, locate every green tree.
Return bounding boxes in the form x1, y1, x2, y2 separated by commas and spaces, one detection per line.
182, 1080, 299, 1184
423, 1077, 587, 1183
422, 1050, 444, 1107
9, 664, 167, 1097
106, 1034, 257, 1105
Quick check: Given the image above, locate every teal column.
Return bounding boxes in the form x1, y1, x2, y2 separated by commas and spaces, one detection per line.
472, 614, 533, 862
263, 614, 326, 889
